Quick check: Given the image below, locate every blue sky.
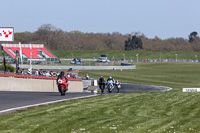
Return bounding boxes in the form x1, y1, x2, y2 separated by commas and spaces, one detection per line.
0, 0, 200, 39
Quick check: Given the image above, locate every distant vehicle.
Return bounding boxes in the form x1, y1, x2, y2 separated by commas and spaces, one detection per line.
70, 58, 84, 64
68, 68, 73, 71
97, 55, 110, 63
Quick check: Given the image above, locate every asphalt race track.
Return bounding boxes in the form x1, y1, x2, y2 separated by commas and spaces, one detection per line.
0, 83, 171, 114
111, 83, 172, 93
0, 91, 96, 114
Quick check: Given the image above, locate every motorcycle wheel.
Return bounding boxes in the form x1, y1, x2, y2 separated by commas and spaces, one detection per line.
60, 86, 65, 96
117, 87, 119, 93
100, 85, 104, 93
108, 86, 112, 93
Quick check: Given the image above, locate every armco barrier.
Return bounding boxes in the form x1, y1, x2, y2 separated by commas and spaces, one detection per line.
11, 64, 136, 70
0, 73, 83, 92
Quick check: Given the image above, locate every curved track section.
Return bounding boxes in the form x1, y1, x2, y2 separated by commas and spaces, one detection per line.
0, 83, 172, 114
107, 83, 172, 94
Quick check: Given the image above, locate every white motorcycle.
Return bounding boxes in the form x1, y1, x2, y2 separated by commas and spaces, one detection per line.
107, 80, 114, 93
115, 80, 121, 93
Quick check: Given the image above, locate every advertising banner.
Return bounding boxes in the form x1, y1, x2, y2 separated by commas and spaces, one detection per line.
183, 88, 200, 92
0, 27, 14, 41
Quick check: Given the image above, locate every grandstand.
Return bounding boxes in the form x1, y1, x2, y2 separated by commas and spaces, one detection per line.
1, 44, 59, 63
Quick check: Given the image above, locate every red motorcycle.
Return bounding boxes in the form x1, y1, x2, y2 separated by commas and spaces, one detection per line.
57, 78, 68, 96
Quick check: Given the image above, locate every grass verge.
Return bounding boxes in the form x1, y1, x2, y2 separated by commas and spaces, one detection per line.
0, 63, 200, 132
1, 92, 200, 132
79, 63, 200, 90
51, 50, 200, 60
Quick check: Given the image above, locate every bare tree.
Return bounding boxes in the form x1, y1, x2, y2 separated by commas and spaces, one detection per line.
12, 24, 200, 51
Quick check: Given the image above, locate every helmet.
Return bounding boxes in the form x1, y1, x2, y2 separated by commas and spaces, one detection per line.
60, 71, 65, 76
100, 76, 103, 78
109, 76, 112, 79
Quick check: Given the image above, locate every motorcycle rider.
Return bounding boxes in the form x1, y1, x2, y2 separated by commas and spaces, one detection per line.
115, 80, 120, 84
57, 71, 68, 85
57, 71, 68, 95
99, 76, 105, 83
107, 76, 115, 93
99, 76, 105, 86
107, 76, 115, 83
99, 76, 106, 93
115, 80, 121, 93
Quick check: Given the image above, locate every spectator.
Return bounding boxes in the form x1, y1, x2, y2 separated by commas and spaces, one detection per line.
35, 69, 39, 76
27, 69, 32, 75
85, 73, 89, 80
50, 71, 54, 77
53, 72, 57, 77
39, 69, 43, 76
43, 71, 47, 76
56, 71, 60, 76
21, 69, 25, 75
16, 67, 21, 74
70, 73, 73, 78
45, 71, 51, 77
67, 73, 70, 78
74, 74, 77, 79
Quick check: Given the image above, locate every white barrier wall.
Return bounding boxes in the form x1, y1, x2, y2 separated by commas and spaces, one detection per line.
0, 77, 83, 92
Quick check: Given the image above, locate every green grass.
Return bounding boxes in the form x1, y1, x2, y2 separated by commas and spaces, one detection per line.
52, 50, 200, 60
1, 91, 200, 132
1, 50, 200, 60
1, 63, 200, 132
79, 63, 200, 90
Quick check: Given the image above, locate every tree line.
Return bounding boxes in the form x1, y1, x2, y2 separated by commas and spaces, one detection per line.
13, 24, 200, 51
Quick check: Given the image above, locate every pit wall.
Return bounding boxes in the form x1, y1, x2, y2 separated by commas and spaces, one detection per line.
0, 76, 83, 93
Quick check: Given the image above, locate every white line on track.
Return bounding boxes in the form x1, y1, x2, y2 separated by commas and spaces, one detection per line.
0, 94, 99, 114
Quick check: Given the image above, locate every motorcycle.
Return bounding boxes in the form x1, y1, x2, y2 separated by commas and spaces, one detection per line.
107, 80, 114, 93
57, 78, 68, 96
115, 80, 121, 93
99, 81, 105, 93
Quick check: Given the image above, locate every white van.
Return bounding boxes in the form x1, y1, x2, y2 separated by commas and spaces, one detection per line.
97, 55, 110, 63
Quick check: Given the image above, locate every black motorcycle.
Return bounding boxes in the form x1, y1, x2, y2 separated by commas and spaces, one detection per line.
99, 81, 106, 93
